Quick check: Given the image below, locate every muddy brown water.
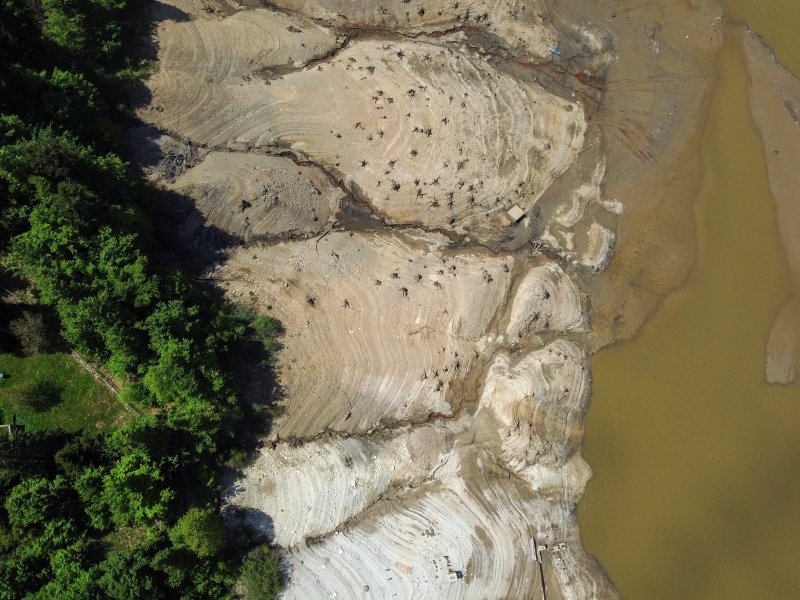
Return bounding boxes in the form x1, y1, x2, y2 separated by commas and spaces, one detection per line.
579, 2, 800, 598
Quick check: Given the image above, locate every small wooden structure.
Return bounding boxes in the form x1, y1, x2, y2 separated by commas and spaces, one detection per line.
507, 205, 526, 223
1, 414, 21, 438
531, 539, 568, 600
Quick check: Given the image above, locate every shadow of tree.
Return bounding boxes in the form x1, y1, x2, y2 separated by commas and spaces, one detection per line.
20, 381, 64, 412
149, 0, 192, 24
148, 187, 244, 272
223, 505, 276, 543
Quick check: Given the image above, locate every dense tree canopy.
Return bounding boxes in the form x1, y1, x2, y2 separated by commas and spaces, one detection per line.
0, 1, 284, 597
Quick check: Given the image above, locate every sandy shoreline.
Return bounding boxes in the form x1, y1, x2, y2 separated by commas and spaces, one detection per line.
568, 0, 724, 349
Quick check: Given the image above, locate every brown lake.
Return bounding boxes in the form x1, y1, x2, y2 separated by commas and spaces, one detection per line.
579, 2, 800, 598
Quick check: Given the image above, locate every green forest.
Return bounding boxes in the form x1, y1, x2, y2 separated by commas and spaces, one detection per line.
0, 1, 282, 598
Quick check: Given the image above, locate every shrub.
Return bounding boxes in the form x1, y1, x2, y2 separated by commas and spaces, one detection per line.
9, 310, 51, 355
240, 545, 282, 600
250, 314, 284, 359
176, 508, 225, 558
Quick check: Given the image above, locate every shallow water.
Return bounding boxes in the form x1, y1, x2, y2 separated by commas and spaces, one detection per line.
579, 4, 800, 599
725, 0, 800, 76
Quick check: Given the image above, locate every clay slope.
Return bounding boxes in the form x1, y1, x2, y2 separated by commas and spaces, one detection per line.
506, 264, 588, 341
227, 332, 609, 598
280, 448, 611, 599
743, 30, 800, 385
215, 228, 617, 597
216, 231, 514, 438
144, 34, 586, 237
226, 424, 452, 546
143, 4, 341, 139
475, 340, 591, 472
169, 152, 344, 241
138, 0, 622, 597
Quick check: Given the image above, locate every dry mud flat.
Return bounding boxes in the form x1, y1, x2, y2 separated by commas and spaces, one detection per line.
563, 0, 724, 345
742, 30, 800, 384
137, 0, 725, 598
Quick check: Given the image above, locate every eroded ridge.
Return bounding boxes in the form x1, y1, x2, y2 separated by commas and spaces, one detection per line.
139, 0, 621, 597
268, 0, 559, 59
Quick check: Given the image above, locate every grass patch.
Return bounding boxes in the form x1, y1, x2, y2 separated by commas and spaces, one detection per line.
0, 352, 128, 432
117, 58, 156, 81
102, 526, 152, 552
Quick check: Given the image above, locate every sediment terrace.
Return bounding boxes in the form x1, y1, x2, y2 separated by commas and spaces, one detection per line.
135, 0, 726, 597
743, 29, 800, 385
